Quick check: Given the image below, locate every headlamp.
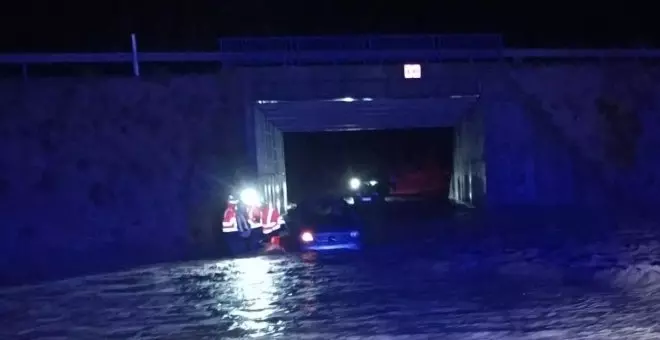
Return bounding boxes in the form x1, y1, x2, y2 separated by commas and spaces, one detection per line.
239, 187, 261, 206
349, 177, 361, 191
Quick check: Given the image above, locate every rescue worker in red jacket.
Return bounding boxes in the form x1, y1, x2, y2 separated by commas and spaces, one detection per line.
222, 195, 240, 233
222, 194, 263, 255
261, 203, 285, 248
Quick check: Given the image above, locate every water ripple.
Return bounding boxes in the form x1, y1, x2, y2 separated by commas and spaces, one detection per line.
2, 250, 660, 339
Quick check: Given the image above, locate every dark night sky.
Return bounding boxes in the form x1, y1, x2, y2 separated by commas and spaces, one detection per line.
0, 1, 657, 52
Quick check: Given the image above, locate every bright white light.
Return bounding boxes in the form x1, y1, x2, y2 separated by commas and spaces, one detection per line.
369, 180, 378, 186
349, 177, 361, 190
256, 100, 278, 104
327, 97, 373, 103
404, 64, 421, 79
344, 196, 355, 205
240, 188, 261, 206
301, 231, 314, 243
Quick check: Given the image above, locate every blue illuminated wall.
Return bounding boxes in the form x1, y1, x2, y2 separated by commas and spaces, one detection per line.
483, 100, 579, 208
0, 75, 243, 284
509, 64, 660, 214
453, 62, 660, 215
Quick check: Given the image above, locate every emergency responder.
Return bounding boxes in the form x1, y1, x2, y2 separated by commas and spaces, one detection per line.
222, 195, 245, 255
221, 195, 239, 232
261, 203, 284, 236
261, 204, 286, 252
221, 192, 264, 256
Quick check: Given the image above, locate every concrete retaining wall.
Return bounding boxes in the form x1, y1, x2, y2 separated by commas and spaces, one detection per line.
483, 99, 581, 208
510, 63, 660, 214
0, 75, 242, 284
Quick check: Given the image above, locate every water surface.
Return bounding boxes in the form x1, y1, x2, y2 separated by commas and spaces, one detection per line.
2, 247, 660, 339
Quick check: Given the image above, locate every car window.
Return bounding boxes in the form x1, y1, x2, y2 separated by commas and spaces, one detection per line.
291, 199, 354, 223
322, 212, 355, 225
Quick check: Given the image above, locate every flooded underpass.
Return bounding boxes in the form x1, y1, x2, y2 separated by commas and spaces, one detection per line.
3, 219, 660, 340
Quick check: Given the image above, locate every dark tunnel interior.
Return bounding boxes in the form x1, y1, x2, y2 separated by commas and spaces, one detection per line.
283, 127, 454, 203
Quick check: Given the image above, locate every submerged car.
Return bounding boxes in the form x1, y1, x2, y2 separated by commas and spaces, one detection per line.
282, 197, 363, 251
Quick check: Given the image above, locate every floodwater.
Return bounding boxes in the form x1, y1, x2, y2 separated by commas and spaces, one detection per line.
2, 243, 660, 339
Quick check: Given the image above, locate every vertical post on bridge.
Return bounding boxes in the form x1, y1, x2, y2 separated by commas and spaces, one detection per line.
131, 33, 140, 77
21, 63, 28, 81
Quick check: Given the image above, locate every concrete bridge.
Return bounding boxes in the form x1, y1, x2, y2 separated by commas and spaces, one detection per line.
0, 35, 658, 283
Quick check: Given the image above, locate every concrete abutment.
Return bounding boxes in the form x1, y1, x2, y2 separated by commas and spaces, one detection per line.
0, 60, 657, 283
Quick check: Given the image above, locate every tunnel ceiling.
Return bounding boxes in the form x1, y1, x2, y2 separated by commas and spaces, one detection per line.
257, 97, 478, 132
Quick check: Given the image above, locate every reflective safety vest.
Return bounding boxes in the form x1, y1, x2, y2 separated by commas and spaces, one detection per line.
222, 204, 262, 233
247, 206, 262, 229
222, 204, 238, 233
261, 206, 284, 235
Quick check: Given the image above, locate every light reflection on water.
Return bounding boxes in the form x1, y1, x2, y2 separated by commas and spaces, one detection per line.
1, 250, 660, 339
226, 257, 285, 336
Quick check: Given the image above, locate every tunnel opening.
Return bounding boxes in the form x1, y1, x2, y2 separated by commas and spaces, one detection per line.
224, 35, 501, 214
250, 94, 483, 214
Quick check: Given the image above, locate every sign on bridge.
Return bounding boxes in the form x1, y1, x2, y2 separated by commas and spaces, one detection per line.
404, 64, 421, 79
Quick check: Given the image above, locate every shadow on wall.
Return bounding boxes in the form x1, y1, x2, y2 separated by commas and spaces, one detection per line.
0, 74, 241, 284
510, 63, 659, 215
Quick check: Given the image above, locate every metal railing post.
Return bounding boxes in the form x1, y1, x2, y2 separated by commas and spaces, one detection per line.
131, 33, 140, 77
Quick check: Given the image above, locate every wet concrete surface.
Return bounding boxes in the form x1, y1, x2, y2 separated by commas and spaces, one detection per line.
2, 242, 660, 339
